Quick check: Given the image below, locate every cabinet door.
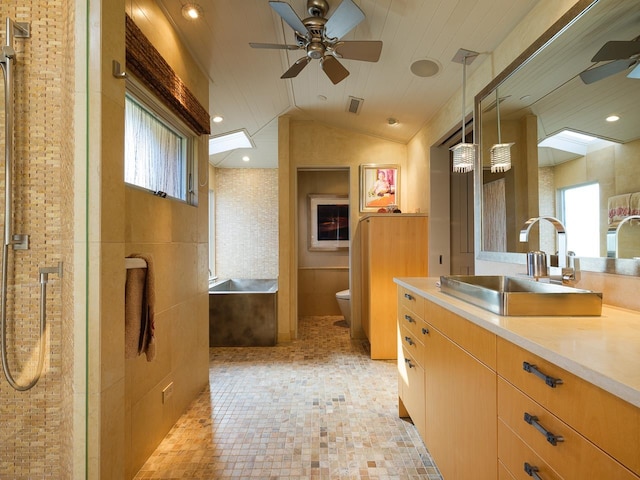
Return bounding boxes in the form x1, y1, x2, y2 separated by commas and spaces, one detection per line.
424, 325, 497, 480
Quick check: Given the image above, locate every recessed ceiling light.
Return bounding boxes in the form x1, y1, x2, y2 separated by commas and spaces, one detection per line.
387, 117, 398, 126
606, 115, 620, 122
182, 3, 203, 20
212, 115, 224, 123
410, 59, 441, 78
242, 156, 250, 162
317, 94, 327, 101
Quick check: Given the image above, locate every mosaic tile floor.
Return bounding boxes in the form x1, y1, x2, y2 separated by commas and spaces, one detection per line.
134, 315, 443, 479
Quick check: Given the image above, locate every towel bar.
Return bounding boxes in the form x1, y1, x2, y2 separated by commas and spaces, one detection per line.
125, 257, 147, 269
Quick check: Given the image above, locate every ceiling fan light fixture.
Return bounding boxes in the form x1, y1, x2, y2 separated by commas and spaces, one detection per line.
410, 59, 441, 78
181, 3, 203, 20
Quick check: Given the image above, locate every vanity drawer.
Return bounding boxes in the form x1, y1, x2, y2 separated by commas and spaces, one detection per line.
399, 346, 425, 438
398, 304, 427, 341
497, 337, 640, 475
424, 300, 496, 369
498, 418, 562, 480
398, 286, 425, 318
400, 323, 425, 367
497, 377, 638, 480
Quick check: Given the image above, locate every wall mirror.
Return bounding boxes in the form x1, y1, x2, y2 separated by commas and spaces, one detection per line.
474, 0, 640, 275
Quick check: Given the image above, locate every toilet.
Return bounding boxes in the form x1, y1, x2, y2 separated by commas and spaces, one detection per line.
335, 289, 351, 326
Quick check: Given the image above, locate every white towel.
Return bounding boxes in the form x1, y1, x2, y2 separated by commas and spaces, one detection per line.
608, 194, 631, 224
630, 192, 640, 216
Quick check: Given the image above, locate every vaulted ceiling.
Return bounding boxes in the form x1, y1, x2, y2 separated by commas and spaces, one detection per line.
157, 0, 540, 167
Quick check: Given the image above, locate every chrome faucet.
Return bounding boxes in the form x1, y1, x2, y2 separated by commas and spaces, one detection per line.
520, 216, 577, 285
606, 215, 640, 258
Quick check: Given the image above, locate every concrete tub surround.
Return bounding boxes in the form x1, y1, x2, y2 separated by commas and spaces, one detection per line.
209, 279, 279, 347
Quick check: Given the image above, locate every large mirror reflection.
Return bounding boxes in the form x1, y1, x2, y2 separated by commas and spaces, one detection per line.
476, 0, 640, 268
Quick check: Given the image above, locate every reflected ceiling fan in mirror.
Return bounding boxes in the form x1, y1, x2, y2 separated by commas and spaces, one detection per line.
250, 0, 383, 85
579, 36, 640, 84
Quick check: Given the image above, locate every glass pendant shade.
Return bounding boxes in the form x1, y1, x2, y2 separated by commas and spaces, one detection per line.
490, 143, 513, 172
451, 143, 476, 173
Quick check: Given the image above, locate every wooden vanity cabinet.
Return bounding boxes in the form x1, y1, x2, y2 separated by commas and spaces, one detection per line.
398, 292, 497, 480
422, 301, 497, 480
397, 287, 428, 439
497, 338, 640, 479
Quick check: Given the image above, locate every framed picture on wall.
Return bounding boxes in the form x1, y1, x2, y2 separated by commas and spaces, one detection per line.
360, 164, 400, 212
308, 194, 349, 251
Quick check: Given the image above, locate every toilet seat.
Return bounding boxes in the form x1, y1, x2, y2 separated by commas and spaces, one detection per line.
336, 289, 350, 300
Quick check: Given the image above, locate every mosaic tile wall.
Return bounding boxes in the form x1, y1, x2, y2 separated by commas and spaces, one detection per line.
0, 1, 73, 477
214, 168, 279, 279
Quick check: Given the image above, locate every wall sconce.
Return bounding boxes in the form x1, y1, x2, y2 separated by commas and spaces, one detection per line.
490, 87, 513, 172
451, 49, 479, 173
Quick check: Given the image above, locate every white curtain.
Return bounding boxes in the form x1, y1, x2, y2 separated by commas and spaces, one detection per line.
124, 96, 186, 200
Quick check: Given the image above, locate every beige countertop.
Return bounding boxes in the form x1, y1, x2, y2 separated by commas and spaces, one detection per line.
394, 276, 640, 408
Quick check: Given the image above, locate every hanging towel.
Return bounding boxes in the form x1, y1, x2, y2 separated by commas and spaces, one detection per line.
125, 253, 156, 361
630, 192, 640, 216
608, 193, 631, 224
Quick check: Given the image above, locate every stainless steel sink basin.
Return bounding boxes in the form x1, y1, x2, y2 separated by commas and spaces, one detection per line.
439, 275, 602, 316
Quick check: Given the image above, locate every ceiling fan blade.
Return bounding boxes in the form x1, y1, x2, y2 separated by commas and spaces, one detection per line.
334, 41, 383, 62
321, 55, 350, 84
628, 61, 640, 79
281, 57, 311, 79
591, 40, 640, 62
579, 59, 635, 84
249, 42, 300, 51
324, 0, 365, 40
269, 1, 309, 36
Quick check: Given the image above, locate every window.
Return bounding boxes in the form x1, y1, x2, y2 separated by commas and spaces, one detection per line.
124, 81, 196, 203
561, 183, 600, 257
209, 188, 216, 280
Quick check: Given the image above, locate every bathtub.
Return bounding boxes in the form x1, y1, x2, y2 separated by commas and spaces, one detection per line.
208, 279, 278, 346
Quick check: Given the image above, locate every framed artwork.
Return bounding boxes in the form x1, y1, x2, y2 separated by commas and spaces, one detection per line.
308, 194, 350, 251
360, 164, 399, 212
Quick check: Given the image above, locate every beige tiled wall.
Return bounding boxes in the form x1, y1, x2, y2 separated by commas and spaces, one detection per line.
0, 1, 75, 478
214, 168, 279, 280
84, 1, 211, 478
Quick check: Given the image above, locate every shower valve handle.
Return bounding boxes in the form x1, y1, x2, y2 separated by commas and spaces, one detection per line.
39, 262, 64, 284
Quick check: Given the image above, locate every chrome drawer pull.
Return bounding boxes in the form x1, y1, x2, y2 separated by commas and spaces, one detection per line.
404, 293, 415, 301
404, 358, 415, 369
404, 336, 414, 346
523, 361, 563, 388
404, 314, 416, 324
524, 412, 564, 446
524, 462, 543, 480
421, 327, 429, 335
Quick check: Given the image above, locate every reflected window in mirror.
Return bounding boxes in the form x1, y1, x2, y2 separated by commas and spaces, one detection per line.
562, 183, 600, 257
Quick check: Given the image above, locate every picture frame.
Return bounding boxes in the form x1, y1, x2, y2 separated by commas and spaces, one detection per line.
308, 194, 350, 251
359, 164, 400, 212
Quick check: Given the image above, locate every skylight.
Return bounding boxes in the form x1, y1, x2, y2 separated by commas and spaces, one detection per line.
538, 129, 617, 155
209, 129, 255, 155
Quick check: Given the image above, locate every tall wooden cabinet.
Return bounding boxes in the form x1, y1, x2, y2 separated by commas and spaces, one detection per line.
360, 215, 427, 359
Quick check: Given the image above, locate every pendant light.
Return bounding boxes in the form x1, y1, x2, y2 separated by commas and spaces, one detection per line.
451, 49, 479, 173
490, 87, 513, 172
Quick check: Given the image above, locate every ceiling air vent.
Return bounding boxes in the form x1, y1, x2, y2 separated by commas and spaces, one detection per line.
346, 96, 364, 115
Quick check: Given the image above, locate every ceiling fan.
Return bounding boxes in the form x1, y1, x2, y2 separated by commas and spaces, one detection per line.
579, 37, 640, 84
250, 0, 383, 85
